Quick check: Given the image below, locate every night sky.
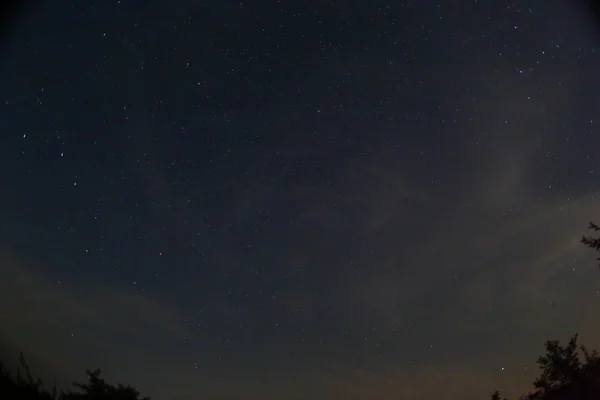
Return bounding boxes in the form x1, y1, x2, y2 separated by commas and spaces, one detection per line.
1, 1, 600, 399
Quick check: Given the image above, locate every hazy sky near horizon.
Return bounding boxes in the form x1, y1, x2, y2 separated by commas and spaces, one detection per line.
1, 1, 600, 399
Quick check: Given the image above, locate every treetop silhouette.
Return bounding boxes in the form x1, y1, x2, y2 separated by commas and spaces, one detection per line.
0, 352, 150, 400
489, 222, 600, 400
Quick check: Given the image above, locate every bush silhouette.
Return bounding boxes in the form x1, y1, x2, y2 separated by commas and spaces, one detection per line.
0, 352, 149, 400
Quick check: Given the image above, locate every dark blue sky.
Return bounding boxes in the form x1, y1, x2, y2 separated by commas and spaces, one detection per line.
1, 1, 600, 399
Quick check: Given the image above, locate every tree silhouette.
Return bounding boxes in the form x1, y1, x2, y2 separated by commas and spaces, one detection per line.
491, 334, 600, 400
0, 352, 58, 400
62, 368, 150, 400
0, 353, 149, 400
491, 389, 508, 400
581, 222, 600, 267
533, 334, 582, 392
489, 222, 600, 400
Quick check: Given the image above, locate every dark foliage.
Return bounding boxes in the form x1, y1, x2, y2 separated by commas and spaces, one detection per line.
0, 352, 149, 400
581, 222, 600, 268
491, 334, 600, 400
489, 222, 600, 400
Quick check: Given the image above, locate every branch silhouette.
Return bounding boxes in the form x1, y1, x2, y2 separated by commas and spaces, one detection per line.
490, 222, 600, 400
